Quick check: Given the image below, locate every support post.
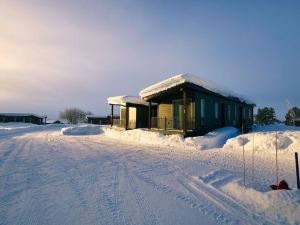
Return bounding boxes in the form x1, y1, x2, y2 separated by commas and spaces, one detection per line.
125, 106, 129, 130
110, 104, 114, 127
148, 102, 152, 129
164, 117, 167, 130
276, 132, 278, 185
182, 90, 187, 132
295, 152, 300, 189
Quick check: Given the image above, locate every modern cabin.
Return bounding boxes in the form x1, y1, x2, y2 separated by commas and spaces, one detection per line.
107, 96, 151, 130
0, 113, 47, 125
139, 74, 255, 137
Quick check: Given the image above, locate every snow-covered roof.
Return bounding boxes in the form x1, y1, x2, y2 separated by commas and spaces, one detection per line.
107, 95, 148, 106
139, 73, 254, 105
0, 113, 46, 119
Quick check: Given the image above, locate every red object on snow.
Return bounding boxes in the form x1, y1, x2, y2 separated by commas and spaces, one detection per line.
270, 180, 291, 190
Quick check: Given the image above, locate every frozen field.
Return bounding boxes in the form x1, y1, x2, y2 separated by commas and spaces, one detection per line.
0, 123, 299, 225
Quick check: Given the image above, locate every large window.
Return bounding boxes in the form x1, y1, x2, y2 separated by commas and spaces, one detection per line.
201, 99, 205, 119
215, 102, 219, 119
228, 105, 231, 120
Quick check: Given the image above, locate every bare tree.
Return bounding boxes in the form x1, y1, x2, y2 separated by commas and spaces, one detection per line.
285, 100, 300, 126
59, 108, 87, 124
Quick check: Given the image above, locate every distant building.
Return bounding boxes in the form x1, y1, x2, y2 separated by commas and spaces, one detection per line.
86, 115, 110, 125
46, 119, 62, 124
295, 118, 300, 127
0, 113, 47, 125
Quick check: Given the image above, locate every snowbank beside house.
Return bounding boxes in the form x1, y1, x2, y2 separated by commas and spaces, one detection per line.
101, 127, 186, 147
60, 124, 300, 155
222, 181, 300, 225
224, 127, 300, 155
101, 126, 238, 150
61, 124, 102, 135
185, 127, 238, 150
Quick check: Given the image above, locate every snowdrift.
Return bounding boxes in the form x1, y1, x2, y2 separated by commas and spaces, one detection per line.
224, 125, 300, 155
101, 127, 186, 147
61, 124, 102, 135
0, 122, 43, 137
185, 127, 238, 150
101, 126, 238, 150
60, 124, 300, 155
222, 181, 300, 225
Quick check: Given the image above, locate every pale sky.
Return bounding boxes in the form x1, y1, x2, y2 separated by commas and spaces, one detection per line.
1, 0, 299, 119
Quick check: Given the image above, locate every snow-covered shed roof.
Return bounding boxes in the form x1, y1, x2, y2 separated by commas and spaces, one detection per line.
139, 73, 254, 105
86, 115, 108, 119
107, 95, 148, 106
0, 113, 46, 119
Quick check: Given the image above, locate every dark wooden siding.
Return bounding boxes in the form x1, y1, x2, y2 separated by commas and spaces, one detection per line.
0, 115, 44, 125
194, 93, 253, 135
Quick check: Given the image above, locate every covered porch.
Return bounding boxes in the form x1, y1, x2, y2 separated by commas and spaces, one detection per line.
145, 87, 196, 135
107, 96, 149, 130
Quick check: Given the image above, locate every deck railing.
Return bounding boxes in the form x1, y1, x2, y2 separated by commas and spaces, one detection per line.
112, 119, 136, 129
151, 117, 195, 131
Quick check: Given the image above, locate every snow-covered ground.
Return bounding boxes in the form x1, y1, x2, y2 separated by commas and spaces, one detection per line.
0, 123, 299, 225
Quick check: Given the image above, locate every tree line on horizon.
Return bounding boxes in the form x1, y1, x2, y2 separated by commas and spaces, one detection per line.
256, 106, 300, 126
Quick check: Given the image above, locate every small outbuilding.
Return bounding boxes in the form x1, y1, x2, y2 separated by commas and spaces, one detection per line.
107, 96, 152, 130
295, 118, 300, 127
139, 73, 255, 137
86, 115, 110, 125
0, 113, 47, 125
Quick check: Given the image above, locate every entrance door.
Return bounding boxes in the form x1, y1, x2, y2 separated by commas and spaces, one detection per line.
239, 107, 244, 128
173, 100, 181, 129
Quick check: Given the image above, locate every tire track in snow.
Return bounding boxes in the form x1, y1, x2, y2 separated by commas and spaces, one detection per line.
124, 147, 276, 225
54, 134, 131, 225
162, 161, 277, 225
124, 161, 161, 225
0, 137, 34, 225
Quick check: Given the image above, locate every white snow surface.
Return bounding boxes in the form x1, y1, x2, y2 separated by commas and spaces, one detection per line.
1, 123, 300, 225
139, 73, 254, 104
96, 126, 238, 150
225, 125, 300, 155
107, 95, 148, 106
222, 181, 300, 225
185, 127, 238, 150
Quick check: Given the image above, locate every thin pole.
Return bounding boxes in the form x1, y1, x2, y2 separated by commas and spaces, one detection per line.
242, 123, 246, 186
275, 132, 279, 185
295, 152, 300, 189
252, 132, 255, 183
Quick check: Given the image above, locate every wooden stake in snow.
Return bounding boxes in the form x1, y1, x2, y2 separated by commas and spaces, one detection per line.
252, 132, 255, 183
242, 123, 246, 186
275, 132, 279, 185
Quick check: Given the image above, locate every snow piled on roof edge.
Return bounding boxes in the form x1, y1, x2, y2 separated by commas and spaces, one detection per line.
139, 73, 255, 105
107, 95, 148, 106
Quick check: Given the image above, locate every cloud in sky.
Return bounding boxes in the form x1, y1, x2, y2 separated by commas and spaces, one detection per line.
0, 0, 300, 119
